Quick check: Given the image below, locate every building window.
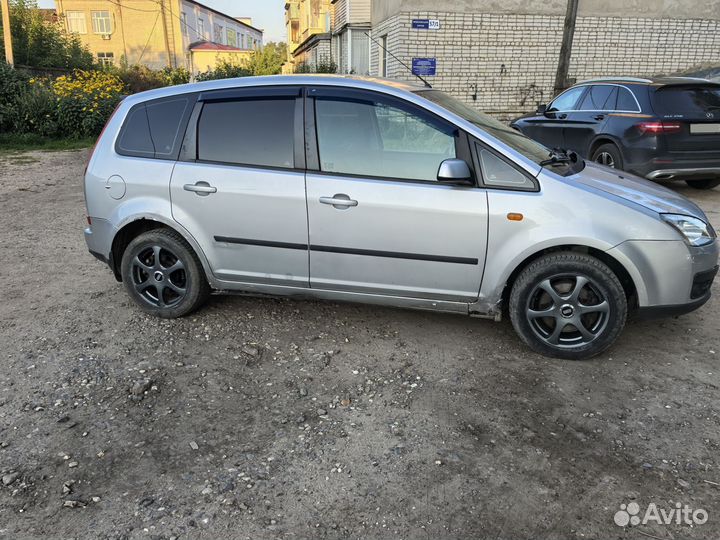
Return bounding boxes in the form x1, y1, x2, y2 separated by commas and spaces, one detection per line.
91, 11, 112, 34
181, 12, 188, 36
97, 52, 114, 67
66, 11, 86, 34
197, 19, 205, 40
379, 35, 388, 77
227, 28, 237, 48
213, 24, 224, 44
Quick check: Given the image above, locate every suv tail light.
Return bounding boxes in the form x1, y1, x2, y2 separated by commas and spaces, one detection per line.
637, 121, 682, 135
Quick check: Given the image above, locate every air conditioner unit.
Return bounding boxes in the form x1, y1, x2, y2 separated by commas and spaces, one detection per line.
101, 34, 111, 40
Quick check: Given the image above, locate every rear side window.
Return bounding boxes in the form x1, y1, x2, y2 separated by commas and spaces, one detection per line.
652, 86, 720, 117
197, 99, 295, 169
617, 87, 639, 112
116, 96, 192, 159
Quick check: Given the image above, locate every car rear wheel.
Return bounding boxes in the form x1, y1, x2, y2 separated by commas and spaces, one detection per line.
121, 228, 210, 318
509, 252, 627, 360
685, 178, 720, 190
591, 143, 623, 170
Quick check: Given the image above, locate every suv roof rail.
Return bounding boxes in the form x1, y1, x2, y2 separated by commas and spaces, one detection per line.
578, 76, 653, 84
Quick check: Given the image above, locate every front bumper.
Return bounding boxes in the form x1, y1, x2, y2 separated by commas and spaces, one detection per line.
607, 239, 719, 315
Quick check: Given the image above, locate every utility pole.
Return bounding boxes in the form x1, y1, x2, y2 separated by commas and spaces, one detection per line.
553, 0, 579, 95
1, 0, 14, 66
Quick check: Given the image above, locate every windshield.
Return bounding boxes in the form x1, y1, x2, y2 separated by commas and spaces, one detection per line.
415, 89, 584, 175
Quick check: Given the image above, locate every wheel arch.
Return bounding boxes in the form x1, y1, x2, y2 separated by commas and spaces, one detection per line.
588, 136, 624, 161
110, 216, 213, 283
501, 244, 639, 311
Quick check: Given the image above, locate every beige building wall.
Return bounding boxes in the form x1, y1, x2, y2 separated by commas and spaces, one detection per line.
56, 0, 262, 72
284, 0, 333, 71
190, 49, 254, 75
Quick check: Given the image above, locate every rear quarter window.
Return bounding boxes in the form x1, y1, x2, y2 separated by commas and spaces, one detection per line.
116, 95, 193, 159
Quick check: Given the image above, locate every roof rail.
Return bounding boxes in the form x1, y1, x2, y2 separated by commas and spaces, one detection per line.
578, 76, 653, 84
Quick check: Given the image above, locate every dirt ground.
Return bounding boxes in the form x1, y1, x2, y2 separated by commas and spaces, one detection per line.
0, 149, 718, 540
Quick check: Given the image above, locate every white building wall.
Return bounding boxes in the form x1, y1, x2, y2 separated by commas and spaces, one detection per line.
179, 1, 263, 50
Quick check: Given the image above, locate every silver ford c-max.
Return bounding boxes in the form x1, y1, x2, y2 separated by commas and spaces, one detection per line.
83, 75, 719, 360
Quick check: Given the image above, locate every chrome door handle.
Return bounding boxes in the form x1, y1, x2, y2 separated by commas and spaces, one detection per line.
184, 182, 217, 196
319, 194, 358, 208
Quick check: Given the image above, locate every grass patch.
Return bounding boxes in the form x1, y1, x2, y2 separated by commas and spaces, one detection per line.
0, 133, 96, 154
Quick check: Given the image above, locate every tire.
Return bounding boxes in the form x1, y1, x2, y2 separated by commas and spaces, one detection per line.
591, 143, 623, 170
120, 228, 210, 318
685, 178, 720, 190
509, 252, 627, 360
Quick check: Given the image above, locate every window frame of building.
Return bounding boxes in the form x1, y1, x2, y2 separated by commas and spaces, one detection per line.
91, 10, 112, 35
226, 28, 237, 47
65, 11, 87, 34
197, 18, 205, 40
379, 35, 388, 77
97, 52, 115, 67
213, 23, 224, 44
181, 12, 188, 37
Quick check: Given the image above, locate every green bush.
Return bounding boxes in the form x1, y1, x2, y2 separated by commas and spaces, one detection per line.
111, 64, 190, 93
196, 59, 253, 81
295, 60, 338, 74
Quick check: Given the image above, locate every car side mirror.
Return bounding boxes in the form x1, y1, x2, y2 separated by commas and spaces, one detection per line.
536, 103, 548, 115
437, 159, 473, 185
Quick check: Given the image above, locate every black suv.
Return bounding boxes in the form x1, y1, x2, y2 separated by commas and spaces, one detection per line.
511, 77, 720, 189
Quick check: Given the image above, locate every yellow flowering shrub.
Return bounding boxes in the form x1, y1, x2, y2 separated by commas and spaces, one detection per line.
51, 70, 125, 137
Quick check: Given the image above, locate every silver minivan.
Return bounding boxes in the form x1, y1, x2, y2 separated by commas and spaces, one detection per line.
84, 76, 719, 360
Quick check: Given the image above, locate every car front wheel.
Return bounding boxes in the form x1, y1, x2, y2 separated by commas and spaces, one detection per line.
509, 252, 627, 360
121, 228, 210, 318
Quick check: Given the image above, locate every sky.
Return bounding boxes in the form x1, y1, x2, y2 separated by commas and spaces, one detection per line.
36, 0, 287, 42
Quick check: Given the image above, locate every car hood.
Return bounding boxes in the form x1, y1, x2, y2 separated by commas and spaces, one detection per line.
573, 162, 708, 220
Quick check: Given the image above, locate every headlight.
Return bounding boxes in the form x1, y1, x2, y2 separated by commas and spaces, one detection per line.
661, 214, 716, 247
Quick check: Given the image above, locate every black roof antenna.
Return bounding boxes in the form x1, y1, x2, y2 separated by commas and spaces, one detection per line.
364, 31, 432, 89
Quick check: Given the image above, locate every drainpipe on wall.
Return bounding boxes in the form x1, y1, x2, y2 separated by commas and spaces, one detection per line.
553, 0, 579, 95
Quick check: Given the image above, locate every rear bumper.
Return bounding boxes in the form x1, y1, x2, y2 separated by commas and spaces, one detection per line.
84, 217, 116, 272
646, 167, 720, 181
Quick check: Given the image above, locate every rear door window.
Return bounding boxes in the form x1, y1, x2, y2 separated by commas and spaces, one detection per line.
197, 98, 296, 169
578, 85, 617, 110
652, 86, 720, 118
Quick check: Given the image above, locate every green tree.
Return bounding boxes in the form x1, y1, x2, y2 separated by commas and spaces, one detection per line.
244, 41, 288, 76
0, 0, 94, 69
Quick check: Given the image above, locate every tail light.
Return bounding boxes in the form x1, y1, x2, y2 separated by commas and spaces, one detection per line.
637, 121, 682, 135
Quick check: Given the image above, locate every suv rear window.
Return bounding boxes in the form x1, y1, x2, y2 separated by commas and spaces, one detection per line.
116, 96, 192, 159
652, 85, 720, 117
